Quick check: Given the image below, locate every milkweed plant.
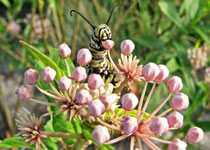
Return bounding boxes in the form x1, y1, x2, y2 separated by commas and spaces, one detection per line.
14, 38, 204, 150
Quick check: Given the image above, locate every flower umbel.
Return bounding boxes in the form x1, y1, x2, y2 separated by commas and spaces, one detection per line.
17, 41, 204, 150
16, 109, 47, 150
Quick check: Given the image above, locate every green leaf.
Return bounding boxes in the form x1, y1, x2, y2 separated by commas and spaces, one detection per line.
184, 82, 209, 123
52, 114, 82, 145
184, 0, 199, 20
158, 1, 185, 30
194, 121, 210, 132
0, 137, 34, 149
48, 47, 75, 76
133, 35, 164, 49
193, 26, 210, 44
20, 40, 64, 80
0, 0, 11, 8
166, 57, 180, 72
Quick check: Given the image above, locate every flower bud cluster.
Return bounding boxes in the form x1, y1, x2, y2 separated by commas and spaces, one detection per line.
16, 41, 204, 150
187, 43, 209, 69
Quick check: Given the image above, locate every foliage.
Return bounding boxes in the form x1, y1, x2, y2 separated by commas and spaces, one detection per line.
0, 0, 209, 149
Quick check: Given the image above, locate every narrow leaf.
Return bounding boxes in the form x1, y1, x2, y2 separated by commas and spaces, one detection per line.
20, 40, 64, 79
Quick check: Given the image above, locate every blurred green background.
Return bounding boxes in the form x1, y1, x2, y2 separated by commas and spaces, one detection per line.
0, 0, 210, 149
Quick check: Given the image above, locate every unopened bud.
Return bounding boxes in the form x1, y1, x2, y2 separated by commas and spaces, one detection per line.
58, 76, 71, 91
168, 139, 187, 150
72, 66, 87, 82
24, 68, 40, 85
120, 40, 135, 55
167, 111, 183, 129
99, 94, 114, 109
142, 63, 160, 81
155, 65, 169, 84
92, 126, 110, 145
167, 76, 183, 93
121, 93, 138, 111
88, 99, 105, 117
16, 85, 32, 100
101, 40, 115, 50
41, 66, 56, 82
58, 43, 71, 59
121, 116, 138, 134
150, 117, 169, 136
76, 89, 92, 105
77, 48, 92, 66
88, 74, 104, 90
171, 93, 189, 110
186, 127, 204, 144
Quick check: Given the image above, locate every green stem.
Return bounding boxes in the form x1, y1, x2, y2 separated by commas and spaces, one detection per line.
0, 83, 15, 136
37, 0, 48, 52
41, 131, 83, 139
114, 77, 129, 95
0, 45, 32, 68
58, 0, 65, 42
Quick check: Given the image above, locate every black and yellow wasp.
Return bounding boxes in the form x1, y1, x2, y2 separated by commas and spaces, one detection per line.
70, 4, 124, 87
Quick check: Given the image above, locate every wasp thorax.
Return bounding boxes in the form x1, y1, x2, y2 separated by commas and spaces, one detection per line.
94, 24, 112, 41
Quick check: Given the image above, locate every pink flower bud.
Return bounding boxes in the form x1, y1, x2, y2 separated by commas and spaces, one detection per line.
77, 48, 92, 66
171, 93, 189, 110
88, 74, 104, 90
58, 76, 71, 91
72, 66, 87, 82
121, 116, 138, 134
24, 68, 40, 85
167, 111, 183, 129
168, 139, 187, 150
41, 66, 56, 82
167, 76, 183, 93
101, 40, 115, 50
75, 89, 92, 105
121, 93, 138, 111
154, 65, 169, 84
58, 43, 71, 59
16, 85, 32, 100
142, 63, 160, 81
88, 99, 105, 117
120, 40, 135, 55
99, 94, 114, 109
92, 125, 110, 145
186, 127, 204, 144
150, 117, 169, 136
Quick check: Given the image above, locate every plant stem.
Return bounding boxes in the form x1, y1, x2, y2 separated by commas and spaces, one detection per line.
149, 136, 171, 144
64, 59, 71, 77
97, 118, 120, 131
41, 131, 83, 139
105, 134, 130, 144
136, 82, 148, 121
143, 93, 172, 123
137, 137, 142, 150
114, 77, 129, 95
37, 0, 48, 52
29, 98, 60, 106
36, 85, 63, 100
52, 8, 62, 43
130, 136, 135, 150
71, 1, 80, 60
58, 0, 65, 42
0, 45, 32, 68
139, 83, 156, 123
0, 83, 15, 136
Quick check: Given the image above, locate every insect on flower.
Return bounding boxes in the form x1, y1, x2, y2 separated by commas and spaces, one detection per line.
70, 4, 127, 88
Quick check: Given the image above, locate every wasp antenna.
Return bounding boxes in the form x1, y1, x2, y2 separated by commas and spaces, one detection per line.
106, 3, 127, 25
70, 10, 95, 29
